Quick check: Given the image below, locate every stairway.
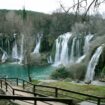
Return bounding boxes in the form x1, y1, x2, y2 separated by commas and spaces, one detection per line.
0, 80, 67, 105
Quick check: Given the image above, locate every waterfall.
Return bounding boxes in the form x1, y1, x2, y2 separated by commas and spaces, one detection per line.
76, 34, 93, 63
70, 37, 77, 63
53, 32, 72, 66
18, 34, 24, 64
76, 55, 86, 63
12, 40, 19, 60
1, 51, 8, 63
54, 38, 61, 64
52, 33, 94, 66
69, 36, 85, 63
84, 34, 93, 53
47, 56, 53, 64
33, 33, 42, 54
85, 45, 103, 82
12, 33, 19, 60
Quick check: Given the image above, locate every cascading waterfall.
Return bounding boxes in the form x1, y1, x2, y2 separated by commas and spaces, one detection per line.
12, 40, 19, 60
76, 55, 86, 63
53, 32, 72, 66
84, 34, 93, 53
33, 33, 43, 54
85, 45, 103, 82
18, 34, 24, 64
47, 56, 53, 64
76, 34, 94, 63
70, 37, 77, 63
12, 33, 19, 60
1, 51, 8, 63
51, 33, 94, 66
69, 36, 85, 63
76, 34, 93, 63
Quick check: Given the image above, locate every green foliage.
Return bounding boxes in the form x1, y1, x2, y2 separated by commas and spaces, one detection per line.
33, 81, 105, 102
100, 66, 105, 79
51, 67, 70, 79
66, 63, 87, 80
32, 79, 40, 84
51, 63, 87, 80
46, 81, 105, 98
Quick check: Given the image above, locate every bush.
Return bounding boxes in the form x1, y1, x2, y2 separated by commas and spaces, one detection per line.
50, 67, 70, 80
100, 66, 105, 79
66, 63, 87, 80
50, 63, 87, 81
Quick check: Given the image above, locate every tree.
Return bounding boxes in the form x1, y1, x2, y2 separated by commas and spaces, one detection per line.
22, 9, 34, 82
59, 0, 105, 21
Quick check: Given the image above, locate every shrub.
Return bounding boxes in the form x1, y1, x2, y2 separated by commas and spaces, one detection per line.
100, 66, 105, 79
66, 63, 87, 80
50, 63, 87, 81
50, 67, 70, 80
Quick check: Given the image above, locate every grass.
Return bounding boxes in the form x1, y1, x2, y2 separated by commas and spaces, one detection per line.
32, 80, 105, 102
46, 81, 105, 97
31, 79, 40, 84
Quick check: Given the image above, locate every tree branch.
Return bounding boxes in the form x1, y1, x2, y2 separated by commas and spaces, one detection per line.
84, 0, 96, 17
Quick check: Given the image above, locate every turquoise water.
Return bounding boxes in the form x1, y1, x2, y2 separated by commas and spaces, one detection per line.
0, 63, 55, 80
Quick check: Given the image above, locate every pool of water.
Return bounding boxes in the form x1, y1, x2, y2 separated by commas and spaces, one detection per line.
0, 63, 55, 80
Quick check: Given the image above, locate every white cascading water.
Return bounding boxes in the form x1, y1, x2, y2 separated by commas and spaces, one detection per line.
47, 56, 53, 64
33, 33, 42, 54
53, 32, 72, 66
54, 38, 60, 64
51, 33, 94, 66
76, 34, 93, 63
18, 34, 24, 64
76, 55, 86, 63
12, 33, 19, 60
70, 37, 77, 63
85, 45, 103, 82
1, 51, 8, 63
84, 34, 93, 53
12, 40, 19, 60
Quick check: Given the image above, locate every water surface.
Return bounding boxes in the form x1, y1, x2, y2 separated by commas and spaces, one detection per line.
0, 63, 55, 80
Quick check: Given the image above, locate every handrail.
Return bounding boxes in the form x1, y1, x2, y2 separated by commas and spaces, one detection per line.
0, 79, 74, 105
0, 95, 74, 105
0, 77, 105, 105
0, 79, 45, 97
